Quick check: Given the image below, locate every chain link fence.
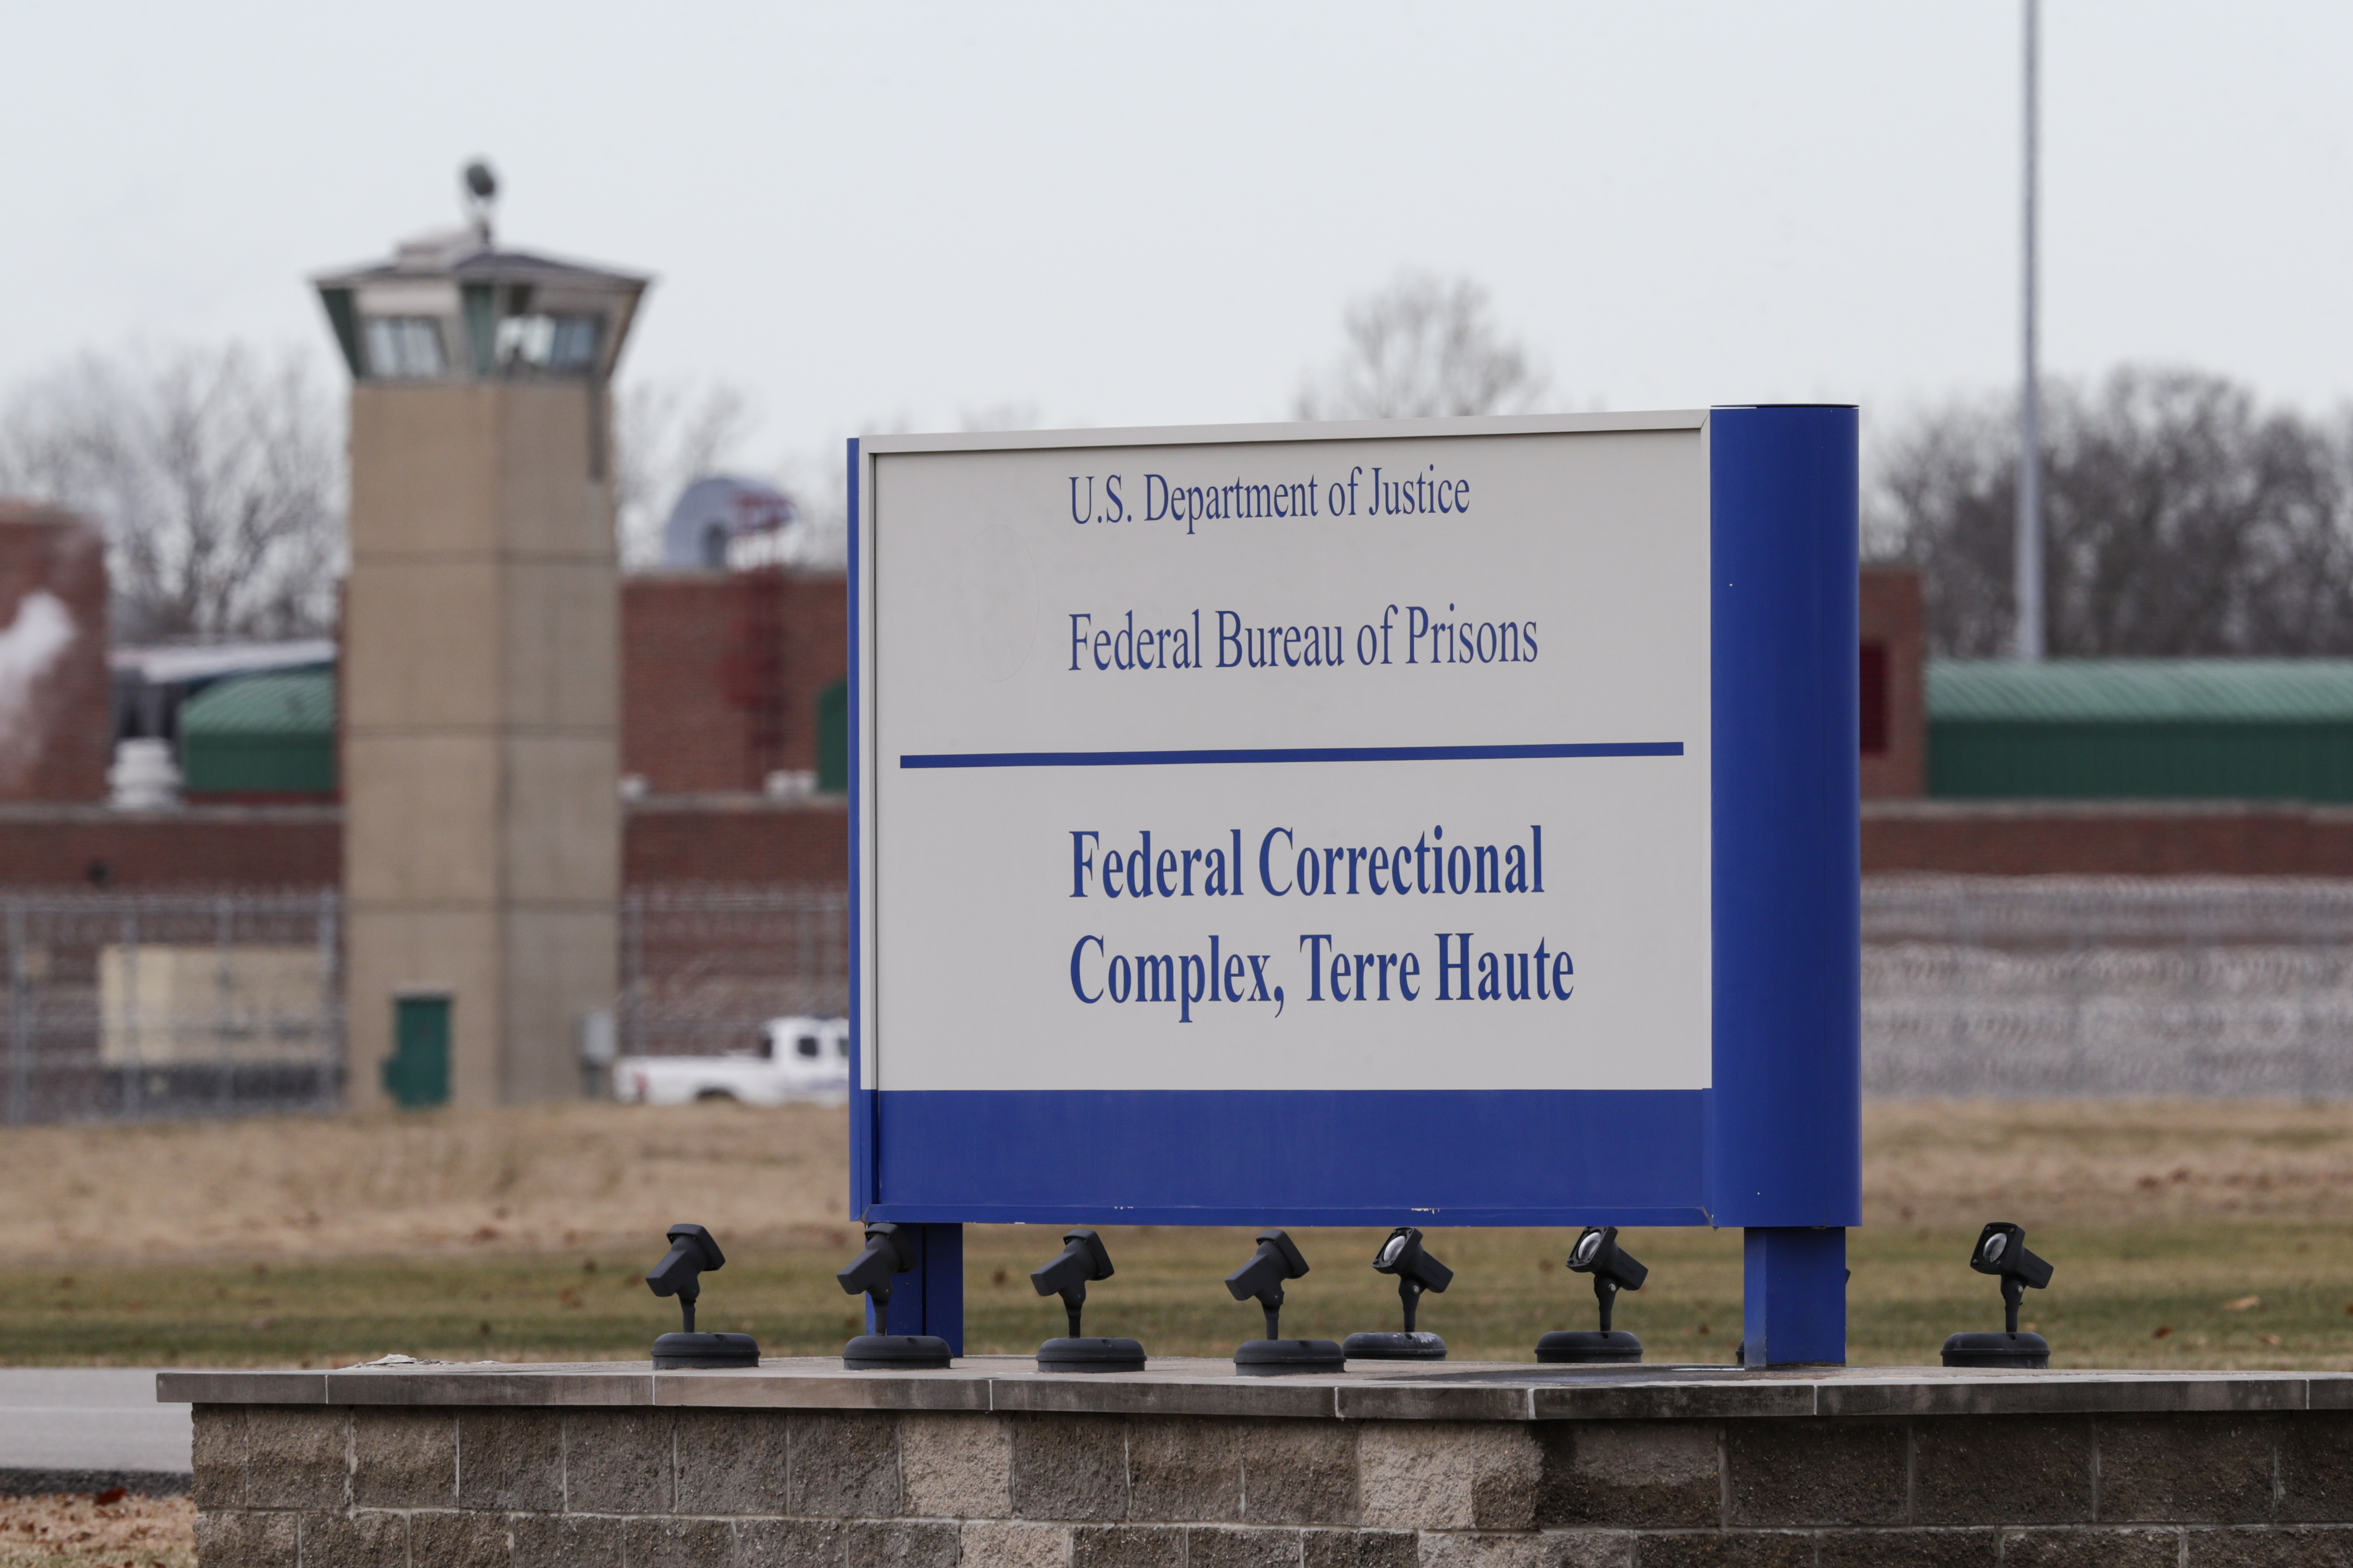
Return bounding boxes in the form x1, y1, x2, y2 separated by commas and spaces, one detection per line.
618, 885, 848, 1058
1864, 876, 2353, 1098
0, 884, 851, 1124
0, 890, 342, 1125
8, 877, 2341, 1119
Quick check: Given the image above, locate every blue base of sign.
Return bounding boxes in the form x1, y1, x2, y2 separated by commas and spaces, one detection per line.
1741, 1226, 1846, 1366
864, 1222, 964, 1355
860, 1089, 1709, 1226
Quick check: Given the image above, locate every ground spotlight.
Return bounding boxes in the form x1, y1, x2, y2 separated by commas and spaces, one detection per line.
1535, 1225, 1646, 1364
1030, 1226, 1145, 1372
644, 1223, 760, 1368
1941, 1221, 2054, 1369
1227, 1228, 1342, 1374
1343, 1226, 1452, 1361
835, 1221, 952, 1370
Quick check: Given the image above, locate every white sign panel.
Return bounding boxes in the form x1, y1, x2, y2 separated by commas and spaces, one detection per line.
861, 415, 1711, 1095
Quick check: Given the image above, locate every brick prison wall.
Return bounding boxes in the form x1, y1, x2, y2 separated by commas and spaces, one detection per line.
0, 800, 846, 892
622, 570, 847, 793
1863, 800, 2353, 876
188, 1399, 2353, 1567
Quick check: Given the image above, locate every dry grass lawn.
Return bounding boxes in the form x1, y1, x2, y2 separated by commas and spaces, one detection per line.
7, 1097, 2352, 1269
0, 1102, 853, 1267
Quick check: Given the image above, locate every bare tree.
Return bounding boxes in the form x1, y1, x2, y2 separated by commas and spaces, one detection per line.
1295, 272, 1547, 421
1869, 367, 2353, 657
0, 347, 343, 641
613, 378, 756, 569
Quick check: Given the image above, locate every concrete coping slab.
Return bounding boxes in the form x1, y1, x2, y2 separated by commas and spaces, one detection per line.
155, 1357, 2353, 1423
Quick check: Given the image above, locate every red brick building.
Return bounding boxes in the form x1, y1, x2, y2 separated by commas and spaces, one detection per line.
0, 546, 852, 891
1859, 566, 1925, 800
0, 545, 2336, 890
622, 569, 847, 792
0, 503, 110, 803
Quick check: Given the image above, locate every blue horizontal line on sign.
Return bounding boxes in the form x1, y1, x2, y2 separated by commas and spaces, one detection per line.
899, 741, 1684, 769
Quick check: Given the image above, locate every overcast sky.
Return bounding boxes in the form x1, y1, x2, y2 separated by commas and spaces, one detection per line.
5, 2, 2350, 471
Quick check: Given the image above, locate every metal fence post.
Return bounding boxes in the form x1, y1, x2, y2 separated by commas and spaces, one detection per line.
318, 887, 341, 1109
215, 893, 233, 1115
120, 909, 139, 1119
621, 892, 643, 1056
7, 902, 25, 1126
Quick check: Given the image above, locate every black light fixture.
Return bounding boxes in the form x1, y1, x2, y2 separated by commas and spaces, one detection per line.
1030, 1226, 1145, 1372
1941, 1220, 2054, 1368
835, 1220, 952, 1370
1535, 1225, 1646, 1364
1342, 1226, 1452, 1361
644, 1223, 760, 1368
1227, 1228, 1343, 1374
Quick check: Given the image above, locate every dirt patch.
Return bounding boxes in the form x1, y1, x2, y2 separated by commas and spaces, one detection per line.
0, 1492, 192, 1567
3, 1099, 2348, 1267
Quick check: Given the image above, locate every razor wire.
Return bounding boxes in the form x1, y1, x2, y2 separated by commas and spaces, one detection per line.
1863, 876, 2353, 1098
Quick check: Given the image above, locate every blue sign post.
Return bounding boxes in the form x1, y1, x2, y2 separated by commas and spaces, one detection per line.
847, 408, 1859, 1364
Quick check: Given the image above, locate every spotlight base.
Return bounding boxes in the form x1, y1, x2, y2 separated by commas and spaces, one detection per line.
1037, 1336, 1147, 1372
1342, 1330, 1447, 1361
842, 1333, 954, 1370
1940, 1331, 2050, 1369
652, 1331, 760, 1369
1534, 1330, 1644, 1365
1233, 1338, 1346, 1375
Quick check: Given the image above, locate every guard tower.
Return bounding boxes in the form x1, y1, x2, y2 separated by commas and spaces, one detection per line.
315, 165, 648, 1106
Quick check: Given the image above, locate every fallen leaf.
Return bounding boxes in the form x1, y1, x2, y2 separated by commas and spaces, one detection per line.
2152, 1325, 2173, 1339
2259, 1334, 2283, 1347
91, 1488, 125, 1506
2222, 1295, 2261, 1312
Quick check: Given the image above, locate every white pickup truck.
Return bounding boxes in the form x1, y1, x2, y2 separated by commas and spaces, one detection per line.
611, 1016, 851, 1106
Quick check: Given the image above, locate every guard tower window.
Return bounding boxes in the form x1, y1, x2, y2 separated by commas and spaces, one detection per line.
363, 317, 447, 379
496, 313, 602, 373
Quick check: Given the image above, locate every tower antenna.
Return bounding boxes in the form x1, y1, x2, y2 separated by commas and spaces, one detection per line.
462, 160, 498, 247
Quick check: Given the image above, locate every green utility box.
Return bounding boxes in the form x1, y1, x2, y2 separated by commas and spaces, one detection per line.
817, 678, 848, 793
178, 668, 337, 799
383, 994, 451, 1108
1929, 659, 2353, 802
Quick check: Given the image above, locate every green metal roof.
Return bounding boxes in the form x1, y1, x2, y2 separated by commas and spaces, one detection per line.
178, 668, 335, 736
1928, 660, 2353, 725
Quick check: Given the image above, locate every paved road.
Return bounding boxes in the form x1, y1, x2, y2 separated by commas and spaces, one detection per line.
0, 1369, 191, 1475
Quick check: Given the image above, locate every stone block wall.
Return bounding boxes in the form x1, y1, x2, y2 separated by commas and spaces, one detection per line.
192, 1402, 2353, 1566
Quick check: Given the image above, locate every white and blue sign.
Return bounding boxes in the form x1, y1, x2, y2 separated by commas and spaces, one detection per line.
850, 410, 1857, 1293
